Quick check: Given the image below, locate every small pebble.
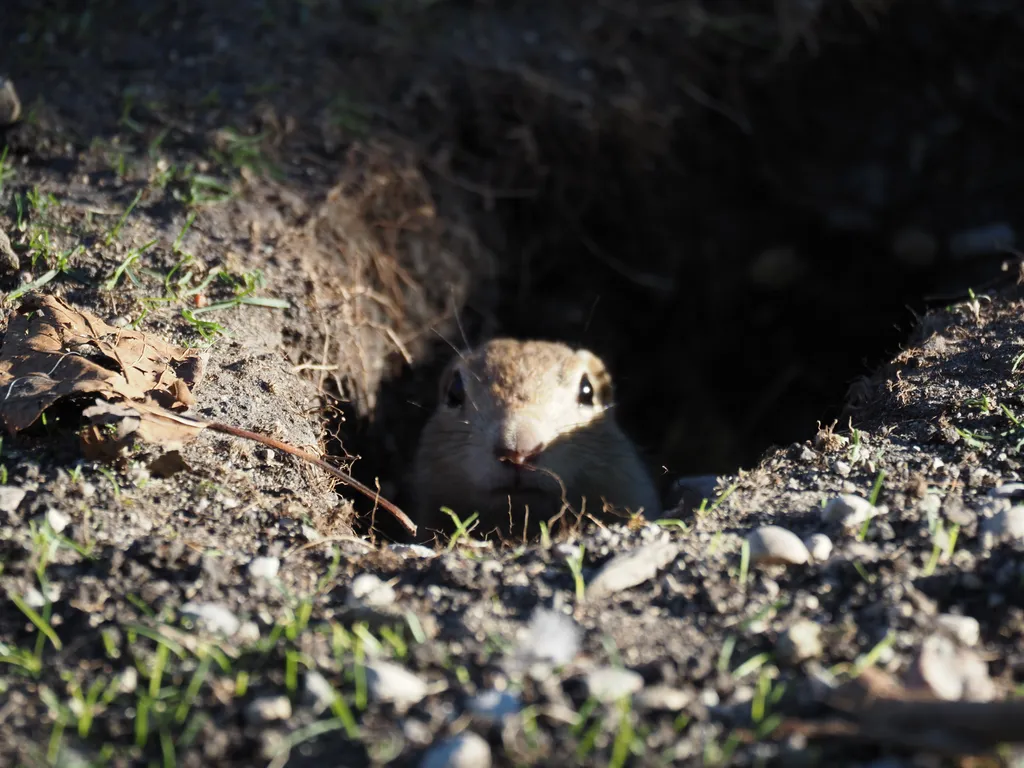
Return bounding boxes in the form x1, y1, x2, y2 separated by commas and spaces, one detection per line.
180, 602, 241, 636
586, 541, 679, 599
420, 731, 492, 768
347, 573, 396, 607
634, 685, 692, 711
237, 621, 261, 644
24, 587, 46, 608
248, 556, 280, 581
840, 541, 883, 562
0, 228, 16, 274
514, 608, 581, 667
989, 483, 1024, 499
981, 504, 1024, 542
906, 634, 995, 702
403, 718, 433, 746
245, 695, 292, 724
46, 507, 71, 534
389, 543, 437, 558
466, 689, 520, 723
804, 533, 833, 562
935, 614, 981, 647
0, 486, 26, 513
583, 667, 644, 703
366, 660, 429, 710
302, 671, 336, 715
746, 526, 810, 566
776, 619, 823, 663
119, 667, 138, 694
821, 495, 875, 530
0, 77, 21, 125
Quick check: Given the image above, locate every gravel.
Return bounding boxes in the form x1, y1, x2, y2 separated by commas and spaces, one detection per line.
746, 525, 811, 566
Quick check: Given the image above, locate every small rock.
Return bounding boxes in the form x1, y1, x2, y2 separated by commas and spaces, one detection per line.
237, 621, 261, 644
634, 685, 692, 711
24, 587, 46, 608
989, 483, 1024, 499
119, 667, 138, 694
180, 602, 241, 636
514, 608, 581, 668
935, 614, 981, 647
822, 494, 876, 531
248, 556, 280, 581
420, 732, 492, 768
347, 573, 396, 607
833, 460, 851, 477
906, 634, 995, 701
981, 503, 1024, 542
583, 667, 644, 703
586, 540, 679, 599
804, 533, 833, 562
302, 671, 336, 715
389, 543, 437, 558
246, 695, 292, 724
258, 730, 288, 761
0, 228, 18, 274
776, 619, 823, 663
366, 661, 429, 711
746, 526, 810, 566
46, 507, 71, 534
839, 541, 883, 562
404, 718, 433, 746
949, 222, 1015, 259
0, 486, 27, 513
0, 77, 21, 125
466, 689, 520, 723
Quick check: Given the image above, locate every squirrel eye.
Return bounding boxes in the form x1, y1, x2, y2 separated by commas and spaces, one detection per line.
445, 370, 466, 409
577, 373, 595, 407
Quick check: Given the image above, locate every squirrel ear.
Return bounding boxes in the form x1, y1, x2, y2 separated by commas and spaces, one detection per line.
575, 350, 615, 406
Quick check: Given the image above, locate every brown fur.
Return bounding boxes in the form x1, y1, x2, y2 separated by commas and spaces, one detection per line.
410, 338, 661, 540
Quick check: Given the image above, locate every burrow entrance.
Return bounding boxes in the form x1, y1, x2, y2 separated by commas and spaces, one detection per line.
337, 2, 1021, 540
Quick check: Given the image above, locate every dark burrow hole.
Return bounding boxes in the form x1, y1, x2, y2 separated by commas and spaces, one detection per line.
341, 7, 1021, 542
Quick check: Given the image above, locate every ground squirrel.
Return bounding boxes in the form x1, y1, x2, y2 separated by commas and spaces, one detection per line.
410, 338, 662, 540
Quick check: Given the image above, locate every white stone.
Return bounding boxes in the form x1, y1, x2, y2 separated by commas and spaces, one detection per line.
746, 526, 810, 566
804, 533, 833, 562
0, 486, 26, 513
586, 541, 679, 598
366, 661, 429, 710
46, 507, 71, 534
248, 556, 281, 581
420, 732, 492, 768
584, 667, 644, 703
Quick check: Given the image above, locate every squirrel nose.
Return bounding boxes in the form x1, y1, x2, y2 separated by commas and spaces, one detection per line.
495, 420, 546, 465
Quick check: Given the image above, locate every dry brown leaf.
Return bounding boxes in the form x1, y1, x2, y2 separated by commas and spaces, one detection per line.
0, 293, 419, 534
0, 292, 205, 446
